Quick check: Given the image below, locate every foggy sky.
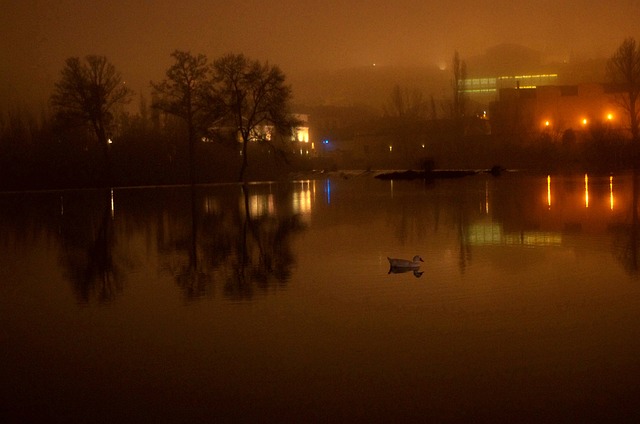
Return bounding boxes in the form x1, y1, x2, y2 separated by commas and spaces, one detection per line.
2, 0, 639, 108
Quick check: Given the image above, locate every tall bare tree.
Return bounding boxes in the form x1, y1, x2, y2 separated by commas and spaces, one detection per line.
151, 50, 213, 185
451, 51, 467, 133
211, 53, 294, 182
51, 55, 133, 184
384, 84, 426, 119
607, 37, 640, 145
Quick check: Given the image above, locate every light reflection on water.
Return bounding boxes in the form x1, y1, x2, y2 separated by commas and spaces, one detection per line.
2, 173, 640, 422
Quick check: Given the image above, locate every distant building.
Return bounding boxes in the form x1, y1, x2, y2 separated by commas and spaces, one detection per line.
222, 113, 312, 154
462, 73, 559, 99
490, 83, 627, 141
291, 113, 312, 155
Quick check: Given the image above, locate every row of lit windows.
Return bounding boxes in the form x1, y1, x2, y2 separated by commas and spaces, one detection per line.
464, 78, 497, 87
498, 74, 558, 81
462, 74, 559, 89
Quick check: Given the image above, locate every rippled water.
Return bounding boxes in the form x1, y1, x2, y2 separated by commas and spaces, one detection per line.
2, 172, 640, 422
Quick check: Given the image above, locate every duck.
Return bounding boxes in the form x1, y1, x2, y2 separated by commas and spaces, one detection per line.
387, 255, 424, 268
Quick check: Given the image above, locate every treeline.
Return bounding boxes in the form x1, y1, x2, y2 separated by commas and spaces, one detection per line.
1, 50, 307, 191
1, 100, 634, 192
0, 101, 255, 190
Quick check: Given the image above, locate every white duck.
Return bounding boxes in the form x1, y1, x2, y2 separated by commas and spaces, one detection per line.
387, 255, 424, 268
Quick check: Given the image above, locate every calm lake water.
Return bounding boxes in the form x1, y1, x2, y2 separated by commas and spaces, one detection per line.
2, 172, 640, 423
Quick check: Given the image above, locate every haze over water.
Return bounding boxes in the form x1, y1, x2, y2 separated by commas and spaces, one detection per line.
2, 172, 640, 422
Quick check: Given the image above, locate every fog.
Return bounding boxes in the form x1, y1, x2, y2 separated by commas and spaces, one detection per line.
2, 0, 639, 109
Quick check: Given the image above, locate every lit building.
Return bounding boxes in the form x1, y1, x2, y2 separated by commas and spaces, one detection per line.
224, 113, 312, 155
491, 83, 627, 140
462, 73, 559, 97
291, 113, 312, 156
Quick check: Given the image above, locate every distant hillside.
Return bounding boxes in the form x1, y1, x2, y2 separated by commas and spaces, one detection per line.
288, 65, 450, 111
288, 44, 610, 110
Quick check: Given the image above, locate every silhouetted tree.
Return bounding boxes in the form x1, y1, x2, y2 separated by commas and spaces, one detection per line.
607, 37, 640, 149
451, 51, 467, 133
51, 55, 133, 185
384, 84, 425, 118
151, 50, 214, 185
383, 85, 428, 166
211, 54, 295, 182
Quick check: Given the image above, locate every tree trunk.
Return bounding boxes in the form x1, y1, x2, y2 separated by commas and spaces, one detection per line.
239, 137, 249, 182
93, 119, 111, 188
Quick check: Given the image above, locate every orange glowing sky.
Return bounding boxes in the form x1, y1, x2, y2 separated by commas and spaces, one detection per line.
2, 0, 639, 107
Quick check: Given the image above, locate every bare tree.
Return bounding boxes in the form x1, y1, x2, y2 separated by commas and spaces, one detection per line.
607, 37, 640, 145
151, 50, 213, 185
211, 54, 295, 182
383, 84, 428, 165
383, 84, 426, 119
51, 55, 133, 184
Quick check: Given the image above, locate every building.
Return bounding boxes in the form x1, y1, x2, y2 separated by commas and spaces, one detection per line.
491, 83, 627, 140
226, 113, 312, 154
462, 73, 559, 100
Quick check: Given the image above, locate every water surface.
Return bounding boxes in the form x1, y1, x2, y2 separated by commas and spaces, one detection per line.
2, 173, 640, 422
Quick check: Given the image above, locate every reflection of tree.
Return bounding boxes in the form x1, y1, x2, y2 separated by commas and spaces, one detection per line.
386, 179, 475, 275
457, 201, 472, 274
160, 184, 305, 301
613, 169, 640, 275
58, 191, 123, 303
174, 186, 211, 299
223, 184, 304, 300
156, 187, 212, 299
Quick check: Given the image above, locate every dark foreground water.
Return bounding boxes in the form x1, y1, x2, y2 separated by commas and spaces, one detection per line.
2, 172, 640, 423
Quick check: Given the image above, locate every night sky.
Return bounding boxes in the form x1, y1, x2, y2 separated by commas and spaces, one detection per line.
2, 0, 639, 108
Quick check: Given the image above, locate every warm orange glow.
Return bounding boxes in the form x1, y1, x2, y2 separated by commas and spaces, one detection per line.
389, 145, 393, 152
610, 175, 614, 210
485, 181, 489, 214
110, 189, 115, 219
544, 120, 550, 127
582, 118, 588, 126
249, 193, 275, 217
607, 113, 614, 121
292, 180, 312, 215
547, 175, 551, 209
584, 174, 589, 208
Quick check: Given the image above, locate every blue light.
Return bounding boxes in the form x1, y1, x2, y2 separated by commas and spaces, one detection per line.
323, 139, 329, 144
325, 179, 331, 204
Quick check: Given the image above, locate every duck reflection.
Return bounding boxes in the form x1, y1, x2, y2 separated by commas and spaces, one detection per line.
388, 267, 424, 278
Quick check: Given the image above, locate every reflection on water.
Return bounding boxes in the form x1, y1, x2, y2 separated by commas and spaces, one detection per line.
1, 173, 639, 297
58, 190, 123, 303
0, 184, 308, 304
3, 173, 640, 422
7, 172, 637, 294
